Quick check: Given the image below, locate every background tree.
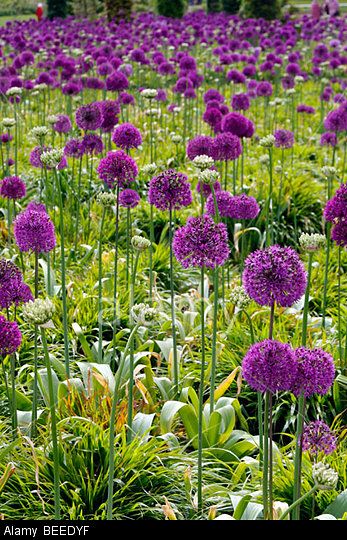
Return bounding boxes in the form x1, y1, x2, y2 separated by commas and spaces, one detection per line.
207, 0, 221, 11
47, 0, 68, 18
240, 0, 282, 19
157, 0, 186, 17
222, 0, 241, 13
105, 0, 133, 21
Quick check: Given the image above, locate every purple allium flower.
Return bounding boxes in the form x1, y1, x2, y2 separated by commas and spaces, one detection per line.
203, 89, 224, 104
106, 71, 129, 92
29, 146, 66, 170
0, 134, 13, 144
0, 176, 26, 200
14, 202, 56, 253
206, 190, 234, 218
297, 104, 315, 114
292, 347, 335, 398
243, 245, 307, 307
0, 315, 22, 356
324, 183, 347, 223
82, 134, 103, 155
148, 170, 192, 211
119, 188, 140, 208
331, 221, 347, 247
119, 92, 135, 106
173, 214, 230, 269
186, 136, 215, 161
197, 180, 221, 199
256, 81, 273, 97
274, 129, 294, 149
231, 93, 250, 112
324, 106, 347, 132
242, 339, 297, 393
221, 112, 254, 139
0, 259, 22, 284
75, 103, 102, 131
228, 194, 260, 220
302, 421, 337, 456
320, 132, 338, 147
112, 123, 142, 150
0, 280, 33, 310
64, 138, 84, 159
203, 108, 222, 132
53, 114, 72, 134
97, 150, 138, 189
212, 133, 242, 162
97, 100, 120, 132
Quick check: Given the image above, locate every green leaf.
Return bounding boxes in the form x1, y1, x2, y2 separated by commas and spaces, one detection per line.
58, 378, 85, 401
72, 323, 96, 362
37, 368, 59, 407
233, 494, 252, 520
206, 410, 222, 447
132, 413, 155, 442
325, 490, 347, 518
39, 257, 57, 297
160, 400, 187, 434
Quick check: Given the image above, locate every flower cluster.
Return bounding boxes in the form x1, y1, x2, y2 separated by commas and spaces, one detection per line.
148, 170, 192, 211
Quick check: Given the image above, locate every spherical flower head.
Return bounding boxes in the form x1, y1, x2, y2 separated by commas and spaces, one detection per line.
320, 132, 337, 147
148, 169, 192, 212
64, 138, 84, 159
256, 81, 273, 97
75, 103, 102, 131
131, 235, 151, 251
0, 315, 22, 356
197, 180, 221, 199
30, 146, 67, 170
231, 93, 250, 112
97, 191, 117, 207
0, 259, 22, 284
243, 245, 307, 307
228, 285, 251, 311
302, 421, 337, 456
141, 163, 158, 176
321, 166, 337, 179
198, 169, 220, 186
274, 129, 294, 149
324, 106, 347, 133
212, 133, 242, 162
331, 221, 347, 247
0, 176, 26, 200
53, 114, 72, 134
40, 148, 65, 169
141, 89, 158, 99
292, 347, 335, 398
228, 194, 260, 220
14, 203, 56, 253
192, 155, 215, 171
173, 214, 230, 269
97, 100, 120, 133
221, 112, 254, 139
299, 233, 326, 252
22, 297, 55, 326
97, 150, 138, 189
112, 123, 142, 150
312, 462, 338, 491
259, 134, 275, 148
131, 303, 158, 326
119, 188, 140, 209
0, 279, 33, 310
82, 134, 103, 155
106, 71, 129, 92
206, 190, 234, 219
242, 339, 297, 393
30, 126, 49, 142
324, 183, 347, 224
3, 118, 16, 128
186, 136, 214, 161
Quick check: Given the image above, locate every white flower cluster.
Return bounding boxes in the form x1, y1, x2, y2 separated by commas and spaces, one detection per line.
321, 166, 337, 178
131, 235, 151, 251
30, 126, 49, 141
299, 233, 326, 252
198, 169, 219, 185
193, 154, 215, 171
131, 303, 158, 326
171, 134, 183, 144
97, 191, 117, 207
141, 163, 158, 175
229, 285, 252, 310
2, 118, 16, 128
6, 86, 23, 96
259, 134, 275, 148
40, 148, 64, 168
141, 88, 158, 99
22, 298, 55, 326
47, 115, 59, 125
312, 462, 338, 491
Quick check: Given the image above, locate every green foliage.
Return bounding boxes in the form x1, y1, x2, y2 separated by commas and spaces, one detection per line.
240, 0, 282, 19
105, 0, 133, 21
47, 0, 68, 19
207, 0, 222, 12
222, 0, 241, 13
157, 0, 186, 18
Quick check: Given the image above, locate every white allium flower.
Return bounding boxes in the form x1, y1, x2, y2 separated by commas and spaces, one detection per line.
199, 169, 219, 185
259, 134, 275, 148
131, 235, 151, 251
145, 108, 160, 116
30, 126, 49, 141
22, 298, 55, 326
2, 118, 16, 128
299, 233, 326, 252
47, 115, 59, 125
6, 86, 23, 96
131, 303, 158, 326
286, 88, 296, 96
321, 166, 337, 178
259, 154, 270, 165
97, 191, 117, 206
41, 148, 64, 168
229, 285, 252, 310
312, 462, 338, 491
193, 154, 215, 171
171, 134, 183, 144
34, 83, 47, 91
141, 88, 158, 99
141, 163, 158, 175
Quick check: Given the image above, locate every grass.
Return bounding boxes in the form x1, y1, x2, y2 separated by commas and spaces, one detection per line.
0, 14, 34, 26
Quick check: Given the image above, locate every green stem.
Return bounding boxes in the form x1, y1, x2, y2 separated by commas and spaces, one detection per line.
41, 327, 61, 520
127, 251, 140, 443
98, 207, 106, 363
169, 208, 179, 398
209, 268, 219, 413
149, 204, 154, 304
74, 156, 83, 253
10, 354, 17, 441
263, 391, 270, 520
280, 486, 317, 521
197, 265, 205, 514
126, 208, 131, 290
322, 223, 331, 329
302, 252, 313, 347
338, 247, 342, 365
112, 185, 120, 369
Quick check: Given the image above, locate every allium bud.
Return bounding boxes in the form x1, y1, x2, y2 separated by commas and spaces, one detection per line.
131, 235, 151, 251
47, 115, 59, 125
321, 166, 337, 178
312, 462, 338, 490
141, 88, 158, 99
2, 118, 16, 128
97, 191, 117, 207
229, 285, 252, 310
6, 87, 22, 97
259, 134, 275, 148
30, 126, 49, 142
130, 303, 158, 326
198, 169, 219, 185
22, 298, 55, 326
145, 108, 160, 117
171, 134, 183, 144
141, 163, 158, 176
259, 154, 270, 165
299, 233, 326, 252
40, 148, 65, 168
34, 83, 47, 91
193, 155, 215, 171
